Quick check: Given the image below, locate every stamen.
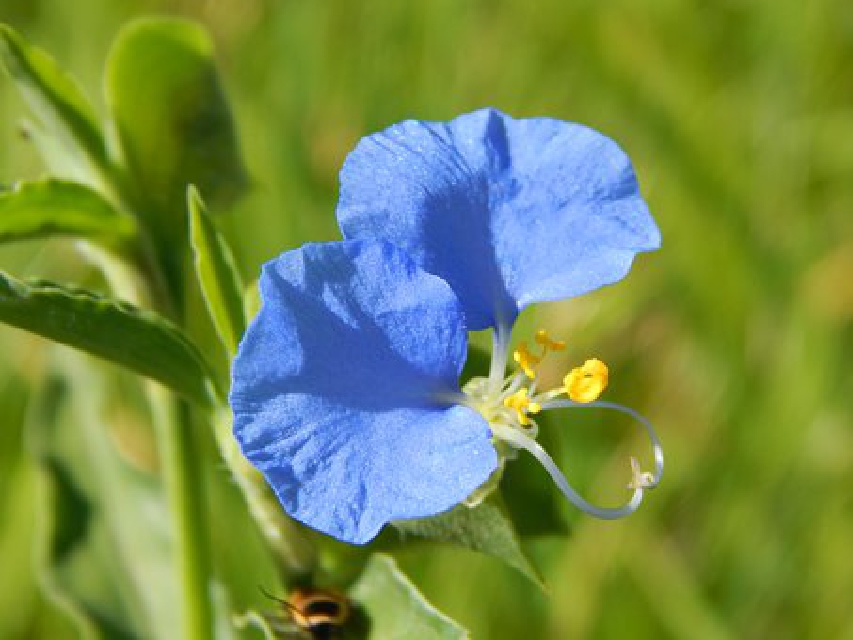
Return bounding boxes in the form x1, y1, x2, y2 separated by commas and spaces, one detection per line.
564, 358, 609, 403
462, 324, 662, 518
539, 399, 664, 488
503, 372, 526, 397
490, 423, 646, 519
535, 329, 566, 352
503, 388, 538, 425
513, 342, 541, 379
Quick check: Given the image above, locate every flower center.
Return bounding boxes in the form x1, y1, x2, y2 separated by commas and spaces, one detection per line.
459, 328, 663, 517
463, 329, 609, 437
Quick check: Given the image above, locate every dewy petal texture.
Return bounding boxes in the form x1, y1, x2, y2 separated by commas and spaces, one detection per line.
337, 107, 661, 330
230, 240, 496, 544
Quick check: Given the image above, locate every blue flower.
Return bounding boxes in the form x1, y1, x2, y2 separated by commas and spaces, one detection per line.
231, 108, 664, 544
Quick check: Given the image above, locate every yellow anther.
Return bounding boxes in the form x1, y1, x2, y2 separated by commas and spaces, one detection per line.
563, 358, 609, 403
503, 388, 529, 410
503, 388, 538, 426
513, 342, 541, 379
535, 329, 566, 352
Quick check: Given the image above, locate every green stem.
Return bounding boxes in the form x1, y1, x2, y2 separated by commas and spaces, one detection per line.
94, 143, 214, 638
151, 389, 213, 640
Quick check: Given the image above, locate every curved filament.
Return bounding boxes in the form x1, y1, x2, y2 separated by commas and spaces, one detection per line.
490, 399, 663, 519
490, 423, 646, 519
542, 399, 664, 487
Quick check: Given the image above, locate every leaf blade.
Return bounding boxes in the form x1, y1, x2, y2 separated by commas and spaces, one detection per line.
350, 554, 468, 640
105, 18, 247, 235
0, 272, 216, 406
0, 179, 136, 245
188, 187, 245, 356
392, 498, 544, 587
0, 25, 110, 179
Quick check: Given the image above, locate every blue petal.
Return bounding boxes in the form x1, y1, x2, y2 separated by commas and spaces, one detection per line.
230, 240, 497, 544
337, 108, 661, 330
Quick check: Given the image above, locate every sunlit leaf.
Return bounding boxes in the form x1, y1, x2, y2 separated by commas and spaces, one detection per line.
188, 186, 245, 356
0, 272, 217, 406
350, 554, 468, 640
392, 498, 543, 587
243, 280, 261, 324
0, 179, 136, 246
105, 18, 247, 242
0, 25, 110, 180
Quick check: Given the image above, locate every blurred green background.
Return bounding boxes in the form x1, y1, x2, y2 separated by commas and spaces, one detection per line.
1, 0, 851, 638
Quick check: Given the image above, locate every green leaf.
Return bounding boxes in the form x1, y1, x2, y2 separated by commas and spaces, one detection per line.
31, 360, 181, 640
0, 271, 217, 406
501, 442, 570, 538
0, 179, 136, 245
392, 498, 543, 587
0, 374, 29, 492
105, 18, 247, 239
350, 554, 468, 640
0, 25, 110, 179
188, 186, 246, 356
243, 279, 261, 323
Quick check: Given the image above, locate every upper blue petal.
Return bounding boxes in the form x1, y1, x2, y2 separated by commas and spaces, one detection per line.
337, 107, 661, 330
229, 240, 497, 544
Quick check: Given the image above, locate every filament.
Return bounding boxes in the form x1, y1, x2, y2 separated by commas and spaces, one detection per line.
487, 324, 512, 396
490, 423, 645, 519
540, 399, 664, 486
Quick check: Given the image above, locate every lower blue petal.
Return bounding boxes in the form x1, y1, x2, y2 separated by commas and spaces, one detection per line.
229, 240, 497, 544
